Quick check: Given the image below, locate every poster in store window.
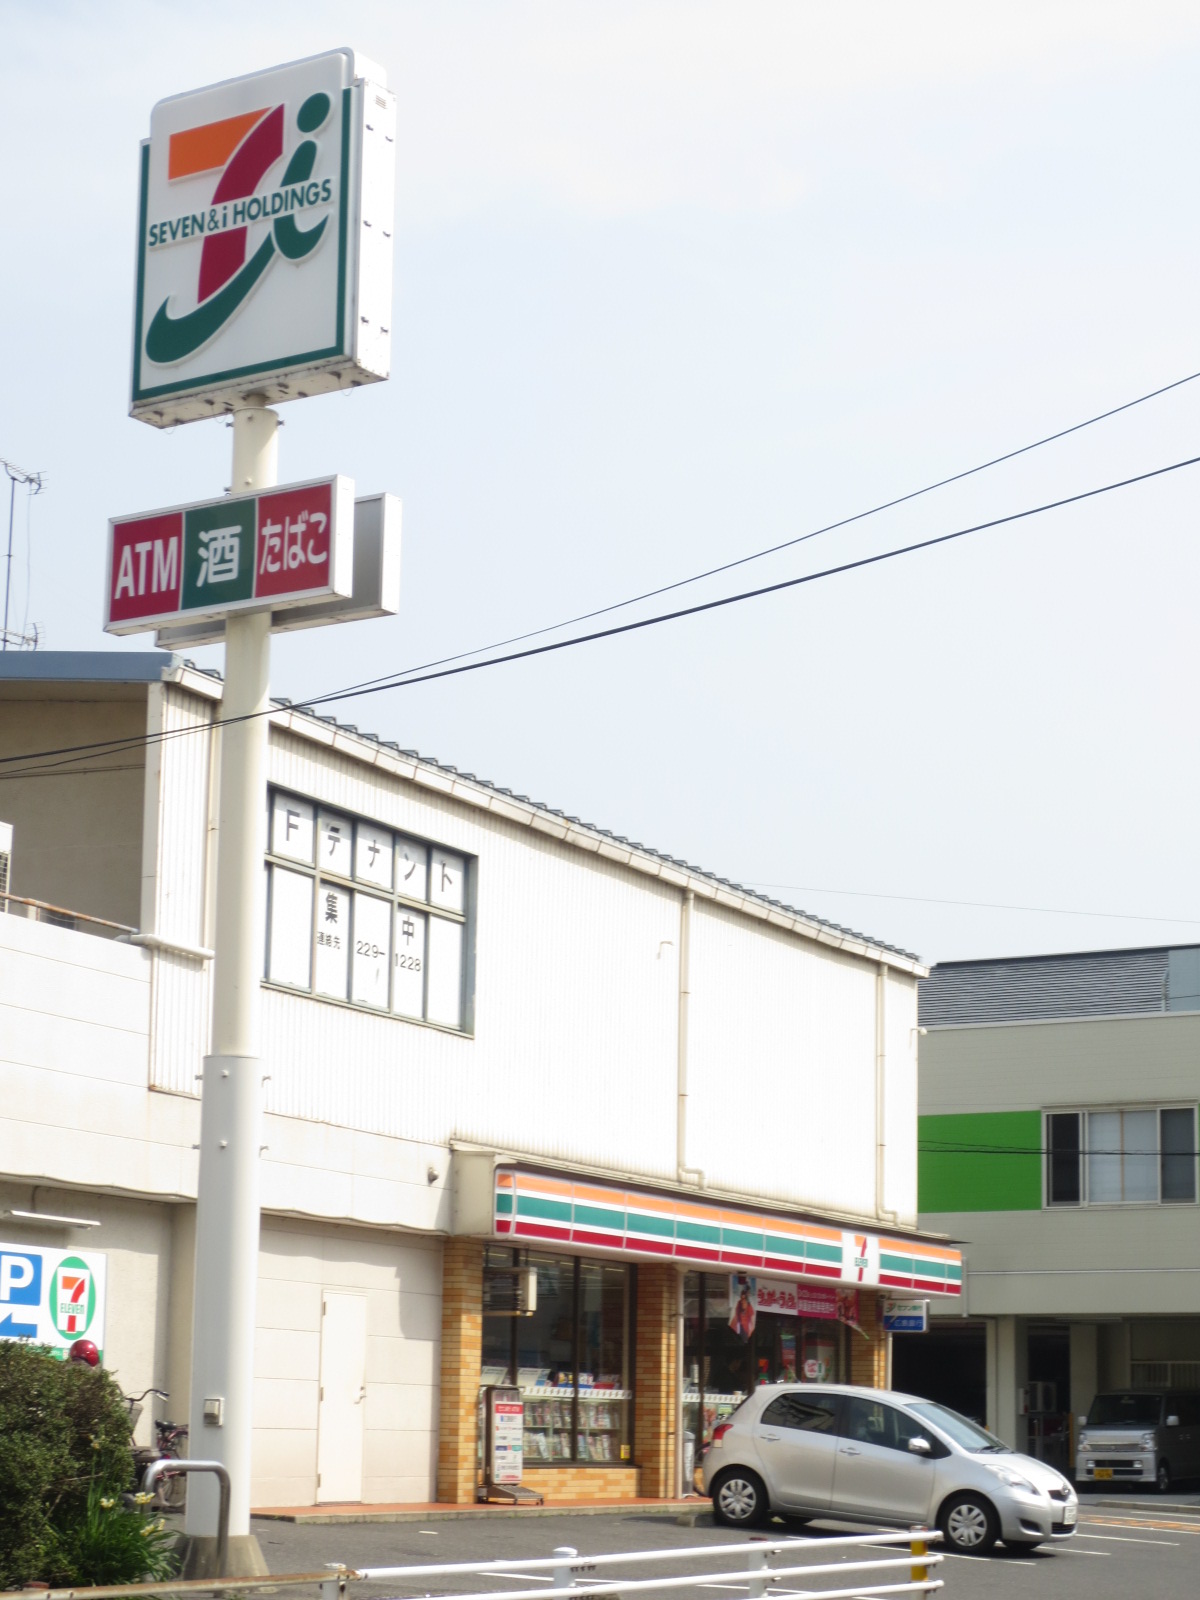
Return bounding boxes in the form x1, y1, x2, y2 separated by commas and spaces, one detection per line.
426, 916, 463, 1028
393, 908, 426, 1018
318, 811, 353, 876
729, 1275, 757, 1341
351, 892, 390, 1007
268, 866, 313, 987
315, 884, 350, 999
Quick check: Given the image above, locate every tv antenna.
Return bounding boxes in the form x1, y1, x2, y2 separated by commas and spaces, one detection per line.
2, 457, 44, 651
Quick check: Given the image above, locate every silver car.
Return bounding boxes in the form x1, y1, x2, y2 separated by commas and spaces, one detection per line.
701, 1383, 1078, 1554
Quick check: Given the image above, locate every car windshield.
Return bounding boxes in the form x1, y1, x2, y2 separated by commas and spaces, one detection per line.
908, 1401, 1011, 1454
1087, 1394, 1163, 1428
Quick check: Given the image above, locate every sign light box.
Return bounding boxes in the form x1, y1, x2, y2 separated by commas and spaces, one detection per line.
130, 49, 395, 426
105, 475, 355, 633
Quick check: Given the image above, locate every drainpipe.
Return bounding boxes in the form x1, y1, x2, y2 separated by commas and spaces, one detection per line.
676, 889, 704, 1188
674, 890, 700, 1500
875, 962, 899, 1226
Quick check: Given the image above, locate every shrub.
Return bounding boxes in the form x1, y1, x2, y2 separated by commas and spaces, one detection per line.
52, 1487, 178, 1586
0, 1342, 146, 1587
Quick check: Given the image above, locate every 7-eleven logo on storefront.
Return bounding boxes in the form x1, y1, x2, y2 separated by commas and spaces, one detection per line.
50, 1257, 96, 1339
842, 1230, 879, 1287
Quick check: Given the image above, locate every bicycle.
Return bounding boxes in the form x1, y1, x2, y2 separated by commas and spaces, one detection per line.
122, 1388, 188, 1510
152, 1414, 190, 1509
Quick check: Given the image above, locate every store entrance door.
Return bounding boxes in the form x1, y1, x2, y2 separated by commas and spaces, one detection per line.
755, 1313, 842, 1386
317, 1291, 367, 1503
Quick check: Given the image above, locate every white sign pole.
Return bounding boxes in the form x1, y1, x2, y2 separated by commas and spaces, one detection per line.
184, 400, 276, 1567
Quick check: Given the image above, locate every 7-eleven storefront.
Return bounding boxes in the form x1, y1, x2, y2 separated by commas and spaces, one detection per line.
438, 1163, 963, 1503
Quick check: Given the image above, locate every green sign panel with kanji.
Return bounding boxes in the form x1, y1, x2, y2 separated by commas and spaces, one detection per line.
181, 498, 256, 611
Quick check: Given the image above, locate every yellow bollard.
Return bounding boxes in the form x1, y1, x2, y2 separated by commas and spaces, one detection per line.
909, 1530, 928, 1587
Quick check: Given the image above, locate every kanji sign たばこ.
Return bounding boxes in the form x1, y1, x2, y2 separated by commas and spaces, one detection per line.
105, 476, 354, 632
130, 49, 395, 426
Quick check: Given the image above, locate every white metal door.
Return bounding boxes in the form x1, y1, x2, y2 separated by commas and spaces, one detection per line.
316, 1291, 367, 1503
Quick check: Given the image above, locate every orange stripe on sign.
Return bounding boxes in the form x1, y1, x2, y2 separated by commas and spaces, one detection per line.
168, 109, 270, 180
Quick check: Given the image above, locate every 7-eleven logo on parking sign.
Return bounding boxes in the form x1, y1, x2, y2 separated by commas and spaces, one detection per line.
50, 1257, 96, 1339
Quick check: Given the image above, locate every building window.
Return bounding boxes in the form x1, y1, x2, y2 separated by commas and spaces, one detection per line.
1046, 1106, 1197, 1206
480, 1248, 632, 1465
682, 1271, 850, 1486
264, 789, 473, 1032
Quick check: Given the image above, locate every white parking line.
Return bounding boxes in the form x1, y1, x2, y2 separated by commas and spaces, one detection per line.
941, 1554, 1037, 1566
1050, 1547, 1110, 1557
1076, 1532, 1180, 1546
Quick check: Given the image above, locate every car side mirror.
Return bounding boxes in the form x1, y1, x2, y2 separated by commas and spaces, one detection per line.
908, 1435, 932, 1456
1167, 1415, 1180, 1428
1077, 1415, 1087, 1428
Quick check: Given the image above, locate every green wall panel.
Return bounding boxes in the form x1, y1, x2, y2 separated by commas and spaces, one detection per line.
919, 1110, 1041, 1212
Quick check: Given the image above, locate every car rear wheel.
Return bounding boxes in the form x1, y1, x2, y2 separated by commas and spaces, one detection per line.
711, 1468, 768, 1528
939, 1492, 999, 1555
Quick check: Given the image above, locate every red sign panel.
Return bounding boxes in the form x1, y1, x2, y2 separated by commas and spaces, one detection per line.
105, 476, 353, 634
254, 482, 334, 598
107, 512, 184, 625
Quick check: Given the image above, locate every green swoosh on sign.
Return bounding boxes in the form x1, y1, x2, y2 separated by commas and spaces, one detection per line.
144, 234, 276, 365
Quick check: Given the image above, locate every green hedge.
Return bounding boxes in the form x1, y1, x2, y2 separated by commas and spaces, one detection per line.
0, 1342, 177, 1587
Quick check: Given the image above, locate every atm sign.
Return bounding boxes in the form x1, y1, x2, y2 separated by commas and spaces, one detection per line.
105, 475, 353, 633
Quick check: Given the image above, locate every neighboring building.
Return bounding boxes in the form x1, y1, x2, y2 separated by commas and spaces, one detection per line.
0, 651, 960, 1509
906, 946, 1200, 1473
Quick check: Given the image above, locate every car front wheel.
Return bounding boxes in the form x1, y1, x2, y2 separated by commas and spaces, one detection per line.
939, 1492, 999, 1555
711, 1467, 768, 1527
1156, 1460, 1171, 1494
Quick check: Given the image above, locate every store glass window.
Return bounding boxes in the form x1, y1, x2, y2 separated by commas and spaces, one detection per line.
264, 788, 474, 1032
682, 1271, 850, 1483
480, 1249, 633, 1466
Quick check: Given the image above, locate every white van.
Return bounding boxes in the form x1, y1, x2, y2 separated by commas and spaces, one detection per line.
1076, 1391, 1200, 1493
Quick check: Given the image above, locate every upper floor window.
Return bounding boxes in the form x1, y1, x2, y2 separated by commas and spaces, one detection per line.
264, 788, 473, 1032
1046, 1106, 1196, 1206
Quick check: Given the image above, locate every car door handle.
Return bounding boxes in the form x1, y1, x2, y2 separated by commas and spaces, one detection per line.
839, 1446, 862, 1456
761, 1432, 781, 1442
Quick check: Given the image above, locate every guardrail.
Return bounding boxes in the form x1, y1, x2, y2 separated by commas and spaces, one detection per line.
0, 1527, 943, 1600
141, 1459, 229, 1578
0, 890, 136, 940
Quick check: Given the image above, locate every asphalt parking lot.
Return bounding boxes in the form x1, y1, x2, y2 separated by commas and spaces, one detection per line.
245, 1496, 1200, 1600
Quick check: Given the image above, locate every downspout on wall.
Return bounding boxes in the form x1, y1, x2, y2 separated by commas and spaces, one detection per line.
676, 888, 703, 1188
875, 961, 899, 1226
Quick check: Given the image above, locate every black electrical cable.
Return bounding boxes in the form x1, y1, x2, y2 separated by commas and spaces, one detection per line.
3, 446, 1200, 779
920, 1145, 1200, 1158
273, 362, 1200, 696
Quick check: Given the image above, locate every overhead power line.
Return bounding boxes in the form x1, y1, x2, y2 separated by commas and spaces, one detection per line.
920, 1144, 1200, 1157
303, 361, 1200, 691
3, 446, 1200, 780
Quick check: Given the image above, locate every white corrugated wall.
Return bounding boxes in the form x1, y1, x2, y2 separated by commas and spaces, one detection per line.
154, 685, 213, 945
882, 970, 919, 1225
147, 685, 214, 1095
685, 900, 878, 1214
146, 696, 915, 1222
262, 727, 680, 1177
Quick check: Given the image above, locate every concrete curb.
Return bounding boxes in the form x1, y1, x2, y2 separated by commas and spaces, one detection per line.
253, 1503, 711, 1527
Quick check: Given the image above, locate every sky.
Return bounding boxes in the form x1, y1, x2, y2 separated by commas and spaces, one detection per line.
3, 0, 1200, 965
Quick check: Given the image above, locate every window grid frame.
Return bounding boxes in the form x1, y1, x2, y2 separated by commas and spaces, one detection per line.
264, 787, 473, 1035
1043, 1103, 1198, 1209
